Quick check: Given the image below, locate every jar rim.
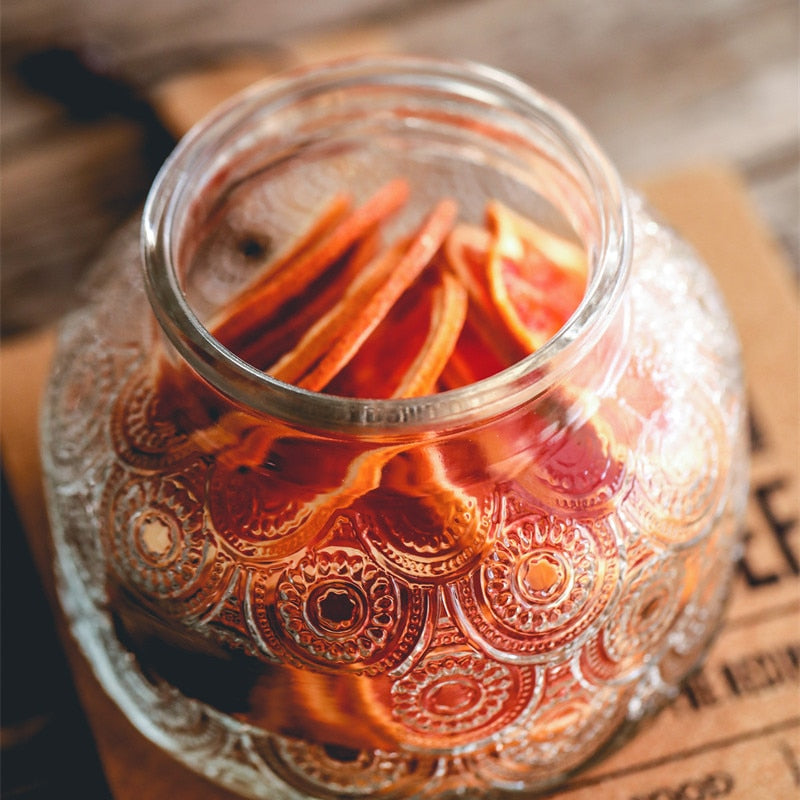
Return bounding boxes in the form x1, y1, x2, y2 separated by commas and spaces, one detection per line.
142, 55, 631, 436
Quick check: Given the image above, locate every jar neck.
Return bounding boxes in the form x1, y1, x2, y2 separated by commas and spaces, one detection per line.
141, 56, 631, 438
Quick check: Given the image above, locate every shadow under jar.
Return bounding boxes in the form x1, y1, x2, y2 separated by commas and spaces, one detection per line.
41, 57, 748, 799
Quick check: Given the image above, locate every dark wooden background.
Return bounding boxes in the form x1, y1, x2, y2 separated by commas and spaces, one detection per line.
1, 1, 797, 798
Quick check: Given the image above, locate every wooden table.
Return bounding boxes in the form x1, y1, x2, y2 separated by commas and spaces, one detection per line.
1, 2, 798, 798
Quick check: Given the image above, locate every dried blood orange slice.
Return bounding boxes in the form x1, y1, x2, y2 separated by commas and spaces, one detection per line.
486, 199, 587, 276
268, 238, 408, 386
236, 228, 383, 370
391, 269, 467, 399
329, 264, 469, 399
299, 197, 458, 393
486, 200, 587, 353
218, 190, 352, 311
444, 224, 494, 312
210, 179, 410, 348
442, 222, 528, 386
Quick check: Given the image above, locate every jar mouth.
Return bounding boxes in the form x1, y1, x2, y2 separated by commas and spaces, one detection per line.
142, 55, 631, 436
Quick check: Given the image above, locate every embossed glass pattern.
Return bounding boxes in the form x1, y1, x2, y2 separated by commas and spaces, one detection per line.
41, 58, 748, 798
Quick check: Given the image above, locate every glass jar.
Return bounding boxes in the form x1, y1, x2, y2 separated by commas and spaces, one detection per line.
41, 57, 748, 799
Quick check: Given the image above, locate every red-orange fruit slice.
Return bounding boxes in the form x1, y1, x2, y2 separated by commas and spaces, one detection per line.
486, 200, 588, 353
391, 269, 467, 399
210, 179, 410, 347
299, 197, 458, 393
442, 223, 528, 386
486, 199, 587, 277
221, 191, 352, 307
237, 228, 383, 370
267, 238, 408, 386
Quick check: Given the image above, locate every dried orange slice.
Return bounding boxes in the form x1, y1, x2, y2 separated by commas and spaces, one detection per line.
391, 269, 468, 398
236, 228, 383, 370
444, 224, 494, 311
268, 238, 408, 386
486, 200, 587, 353
323, 266, 433, 399
443, 223, 528, 383
486, 199, 587, 277
221, 191, 352, 305
299, 197, 458, 393
210, 178, 410, 347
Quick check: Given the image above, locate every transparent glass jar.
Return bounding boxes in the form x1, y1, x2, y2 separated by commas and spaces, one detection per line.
41, 57, 748, 799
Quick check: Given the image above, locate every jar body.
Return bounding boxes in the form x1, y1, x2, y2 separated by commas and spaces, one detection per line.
41, 60, 748, 799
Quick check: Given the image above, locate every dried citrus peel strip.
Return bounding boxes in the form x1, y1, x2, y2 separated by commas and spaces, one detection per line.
298, 197, 459, 393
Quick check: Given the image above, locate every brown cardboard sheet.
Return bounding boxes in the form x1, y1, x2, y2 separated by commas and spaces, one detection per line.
1, 163, 798, 799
